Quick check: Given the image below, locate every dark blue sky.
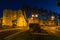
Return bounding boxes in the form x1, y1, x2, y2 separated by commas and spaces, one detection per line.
0, 0, 60, 16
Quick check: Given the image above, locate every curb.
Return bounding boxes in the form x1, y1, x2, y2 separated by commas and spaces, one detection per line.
0, 28, 22, 32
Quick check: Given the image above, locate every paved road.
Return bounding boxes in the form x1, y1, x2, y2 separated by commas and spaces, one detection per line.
0, 26, 60, 40
41, 26, 60, 37
0, 30, 21, 40
6, 30, 60, 40
4, 26, 60, 40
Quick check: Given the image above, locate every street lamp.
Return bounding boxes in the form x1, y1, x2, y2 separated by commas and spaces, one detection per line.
32, 14, 34, 17
35, 14, 38, 17
51, 16, 55, 20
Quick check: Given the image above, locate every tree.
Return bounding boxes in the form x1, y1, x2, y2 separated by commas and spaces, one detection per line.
38, 8, 44, 20
48, 11, 54, 20
58, 14, 60, 21
31, 7, 38, 15
53, 12, 58, 21
44, 9, 49, 20
22, 5, 30, 24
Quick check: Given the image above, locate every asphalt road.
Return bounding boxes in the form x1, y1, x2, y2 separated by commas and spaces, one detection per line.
0, 30, 21, 40
41, 26, 60, 37
6, 30, 60, 40
0, 26, 60, 40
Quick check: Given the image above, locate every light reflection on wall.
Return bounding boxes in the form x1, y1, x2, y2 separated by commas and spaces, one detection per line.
17, 16, 27, 27
3, 9, 27, 28
3, 9, 12, 27
17, 10, 27, 27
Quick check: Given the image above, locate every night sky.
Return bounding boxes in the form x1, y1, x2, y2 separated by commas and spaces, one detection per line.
0, 0, 60, 16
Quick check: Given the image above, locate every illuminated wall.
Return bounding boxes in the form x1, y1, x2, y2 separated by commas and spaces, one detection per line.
39, 20, 56, 26
46, 20, 56, 26
28, 17, 39, 24
17, 10, 27, 27
28, 17, 34, 24
3, 9, 12, 27
3, 9, 27, 28
39, 20, 45, 25
12, 11, 17, 20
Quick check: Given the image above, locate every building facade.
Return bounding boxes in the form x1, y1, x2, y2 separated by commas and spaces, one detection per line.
2, 9, 27, 28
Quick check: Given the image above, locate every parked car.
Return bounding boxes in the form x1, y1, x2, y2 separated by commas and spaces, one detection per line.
29, 23, 41, 33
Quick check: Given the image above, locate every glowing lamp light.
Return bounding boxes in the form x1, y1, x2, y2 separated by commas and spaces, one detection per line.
32, 14, 34, 17
35, 14, 38, 17
51, 16, 55, 20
